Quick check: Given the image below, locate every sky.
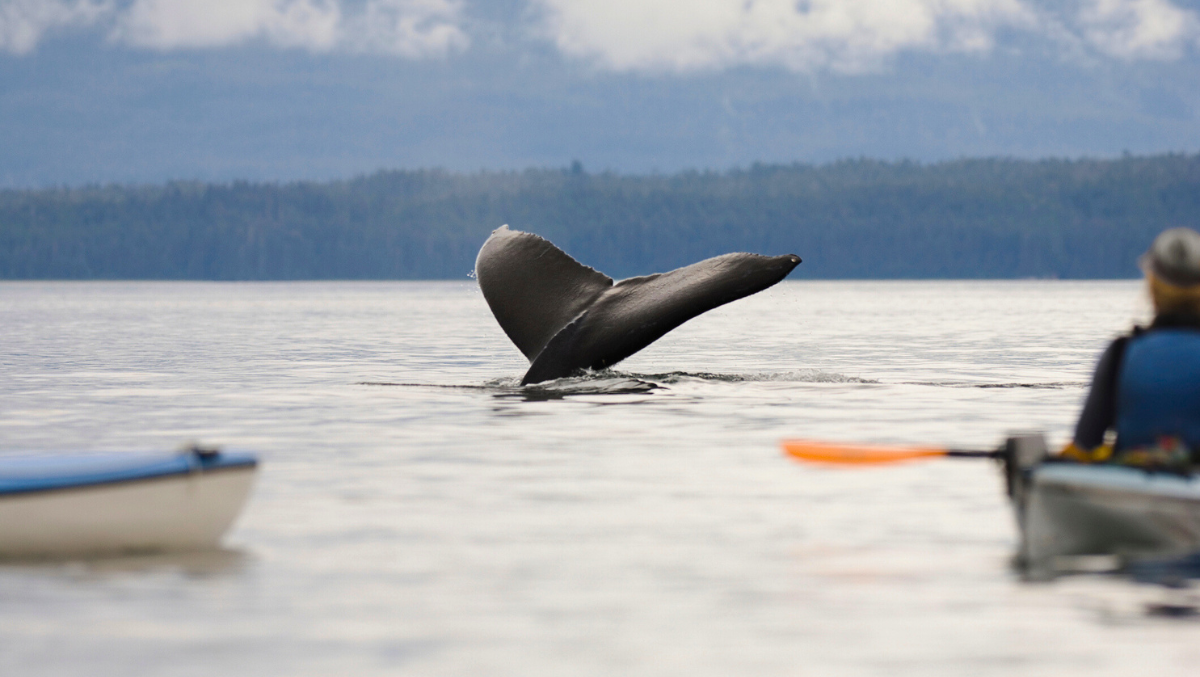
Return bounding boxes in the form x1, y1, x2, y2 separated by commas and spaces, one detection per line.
0, 0, 1198, 186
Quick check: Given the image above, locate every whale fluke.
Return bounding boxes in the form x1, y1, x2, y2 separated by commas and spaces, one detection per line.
475, 226, 801, 385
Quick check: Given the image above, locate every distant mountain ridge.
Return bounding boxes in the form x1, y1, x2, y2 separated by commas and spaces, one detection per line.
3, 155, 1198, 280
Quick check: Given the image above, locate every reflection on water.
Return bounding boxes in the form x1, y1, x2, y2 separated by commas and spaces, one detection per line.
359, 376, 661, 400
902, 380, 1089, 389
494, 377, 659, 401
5, 280, 1200, 676
0, 548, 250, 579
1128, 551, 1200, 587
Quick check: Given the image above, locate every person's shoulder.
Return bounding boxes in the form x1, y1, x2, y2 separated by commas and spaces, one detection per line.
1098, 334, 1131, 367
1149, 312, 1200, 332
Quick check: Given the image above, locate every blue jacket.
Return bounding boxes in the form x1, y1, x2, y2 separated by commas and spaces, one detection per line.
1074, 315, 1200, 452
1114, 329, 1200, 451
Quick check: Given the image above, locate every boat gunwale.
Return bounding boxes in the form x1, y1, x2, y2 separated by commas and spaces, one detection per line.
0, 461, 257, 500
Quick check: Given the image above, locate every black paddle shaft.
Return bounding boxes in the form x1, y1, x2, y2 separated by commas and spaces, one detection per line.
946, 449, 1004, 459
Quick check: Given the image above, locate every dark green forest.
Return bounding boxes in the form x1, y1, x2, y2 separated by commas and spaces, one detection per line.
3, 155, 1199, 280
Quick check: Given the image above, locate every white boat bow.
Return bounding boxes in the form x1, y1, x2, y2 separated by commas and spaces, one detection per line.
0, 447, 258, 558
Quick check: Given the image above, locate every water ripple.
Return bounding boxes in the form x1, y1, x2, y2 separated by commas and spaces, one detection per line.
900, 381, 1088, 389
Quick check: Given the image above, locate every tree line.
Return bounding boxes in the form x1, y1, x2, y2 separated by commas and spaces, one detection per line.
2, 154, 1198, 280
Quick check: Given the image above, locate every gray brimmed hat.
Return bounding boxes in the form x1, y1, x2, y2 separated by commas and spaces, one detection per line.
1141, 228, 1200, 288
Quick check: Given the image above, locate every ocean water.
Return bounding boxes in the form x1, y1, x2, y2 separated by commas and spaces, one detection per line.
2, 279, 1198, 676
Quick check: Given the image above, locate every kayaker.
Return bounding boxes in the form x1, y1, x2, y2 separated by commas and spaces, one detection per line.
1065, 227, 1200, 466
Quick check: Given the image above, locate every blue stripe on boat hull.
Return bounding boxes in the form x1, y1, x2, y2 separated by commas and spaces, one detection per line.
0, 451, 258, 497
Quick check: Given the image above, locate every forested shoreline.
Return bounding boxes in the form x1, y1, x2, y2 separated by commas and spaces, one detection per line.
3, 155, 1198, 280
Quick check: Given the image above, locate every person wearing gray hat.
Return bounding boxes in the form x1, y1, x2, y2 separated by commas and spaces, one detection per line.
1140, 227, 1200, 289
1065, 227, 1200, 466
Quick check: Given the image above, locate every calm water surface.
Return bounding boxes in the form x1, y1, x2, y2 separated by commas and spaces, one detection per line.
2, 280, 1198, 676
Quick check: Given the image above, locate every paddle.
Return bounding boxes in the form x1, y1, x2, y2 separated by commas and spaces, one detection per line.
780, 439, 1002, 465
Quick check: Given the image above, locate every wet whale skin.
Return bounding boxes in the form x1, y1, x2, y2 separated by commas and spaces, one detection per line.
474, 226, 802, 385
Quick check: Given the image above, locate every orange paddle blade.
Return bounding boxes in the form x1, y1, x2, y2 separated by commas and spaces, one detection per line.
780, 440, 950, 465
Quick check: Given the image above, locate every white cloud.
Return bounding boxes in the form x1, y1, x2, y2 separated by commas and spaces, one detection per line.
1078, 0, 1199, 59
114, 0, 341, 50
0, 0, 109, 55
343, 0, 469, 56
3, 0, 1198, 68
0, 0, 467, 55
531, 0, 1200, 72
533, 0, 1037, 72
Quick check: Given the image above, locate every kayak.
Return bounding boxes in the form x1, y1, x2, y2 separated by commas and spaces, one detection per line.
0, 447, 257, 558
778, 435, 1200, 567
1006, 435, 1200, 565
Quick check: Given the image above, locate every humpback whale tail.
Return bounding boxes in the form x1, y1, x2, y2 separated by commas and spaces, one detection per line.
475, 226, 801, 385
